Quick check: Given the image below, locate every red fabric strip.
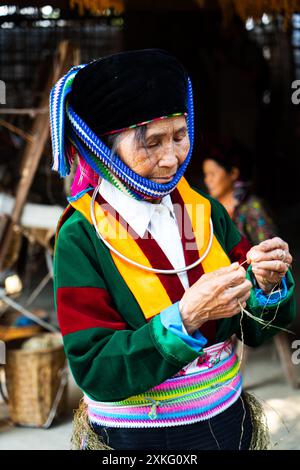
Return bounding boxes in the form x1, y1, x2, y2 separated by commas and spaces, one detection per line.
170, 188, 205, 287
95, 191, 186, 305
57, 286, 128, 336
171, 188, 216, 345
229, 235, 252, 268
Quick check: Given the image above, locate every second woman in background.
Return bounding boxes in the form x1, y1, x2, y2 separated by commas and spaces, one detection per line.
202, 138, 277, 245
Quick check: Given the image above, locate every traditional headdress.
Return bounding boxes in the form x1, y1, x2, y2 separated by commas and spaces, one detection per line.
49, 48, 194, 201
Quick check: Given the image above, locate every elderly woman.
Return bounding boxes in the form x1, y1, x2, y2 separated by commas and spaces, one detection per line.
50, 49, 295, 451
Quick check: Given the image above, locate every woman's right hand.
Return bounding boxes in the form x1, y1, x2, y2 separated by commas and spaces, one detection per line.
179, 262, 252, 335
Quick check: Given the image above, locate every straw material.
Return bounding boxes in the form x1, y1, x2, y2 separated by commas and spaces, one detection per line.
71, 397, 114, 450
245, 391, 271, 450
71, 392, 270, 450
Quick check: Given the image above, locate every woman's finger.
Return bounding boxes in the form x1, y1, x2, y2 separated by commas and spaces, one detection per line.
225, 298, 247, 317
247, 248, 291, 264
206, 268, 246, 294
257, 237, 289, 253
221, 268, 247, 288
239, 290, 251, 303
251, 260, 288, 274
252, 266, 287, 276
198, 263, 240, 283
224, 279, 252, 301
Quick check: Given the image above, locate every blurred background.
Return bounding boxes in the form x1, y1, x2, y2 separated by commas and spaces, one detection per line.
0, 0, 299, 450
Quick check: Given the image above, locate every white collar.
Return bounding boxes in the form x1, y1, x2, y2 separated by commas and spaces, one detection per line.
98, 179, 176, 238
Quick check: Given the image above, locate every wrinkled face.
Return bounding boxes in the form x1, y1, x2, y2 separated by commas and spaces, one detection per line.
203, 159, 237, 199
117, 115, 190, 183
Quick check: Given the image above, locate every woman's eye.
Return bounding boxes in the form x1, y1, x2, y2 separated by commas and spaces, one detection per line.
147, 142, 159, 148
174, 133, 186, 142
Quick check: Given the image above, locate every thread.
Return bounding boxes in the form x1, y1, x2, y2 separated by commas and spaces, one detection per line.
234, 264, 293, 449
217, 259, 294, 450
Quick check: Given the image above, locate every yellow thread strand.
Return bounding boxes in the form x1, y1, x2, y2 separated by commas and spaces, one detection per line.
239, 393, 246, 450
238, 299, 294, 335
261, 284, 281, 330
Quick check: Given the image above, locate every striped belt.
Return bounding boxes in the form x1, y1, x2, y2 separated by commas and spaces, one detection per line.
84, 338, 243, 428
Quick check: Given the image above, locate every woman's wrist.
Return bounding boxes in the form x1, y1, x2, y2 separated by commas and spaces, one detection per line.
178, 299, 206, 335
253, 273, 277, 294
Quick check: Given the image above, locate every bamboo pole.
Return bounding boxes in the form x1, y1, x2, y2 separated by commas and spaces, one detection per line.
0, 40, 75, 270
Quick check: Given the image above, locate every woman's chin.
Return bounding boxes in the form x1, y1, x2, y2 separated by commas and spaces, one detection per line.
207, 189, 220, 198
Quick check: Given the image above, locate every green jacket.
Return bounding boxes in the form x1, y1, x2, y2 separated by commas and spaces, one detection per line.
53, 186, 296, 402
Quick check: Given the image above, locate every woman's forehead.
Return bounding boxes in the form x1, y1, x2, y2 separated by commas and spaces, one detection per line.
203, 159, 226, 172
146, 115, 187, 134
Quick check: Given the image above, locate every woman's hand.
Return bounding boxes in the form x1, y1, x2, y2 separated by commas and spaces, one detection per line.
178, 262, 252, 335
246, 237, 293, 294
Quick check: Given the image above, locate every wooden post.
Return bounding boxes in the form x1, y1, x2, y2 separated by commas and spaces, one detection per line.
274, 332, 299, 389
0, 41, 78, 270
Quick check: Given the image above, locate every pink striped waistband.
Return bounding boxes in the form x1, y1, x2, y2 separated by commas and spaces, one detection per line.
84, 339, 243, 428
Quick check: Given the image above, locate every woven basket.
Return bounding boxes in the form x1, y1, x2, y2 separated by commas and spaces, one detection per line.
3, 335, 68, 427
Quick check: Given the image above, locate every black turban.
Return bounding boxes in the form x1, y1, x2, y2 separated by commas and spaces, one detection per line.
69, 48, 189, 136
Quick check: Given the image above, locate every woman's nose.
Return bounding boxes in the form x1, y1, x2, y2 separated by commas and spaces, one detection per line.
157, 146, 178, 168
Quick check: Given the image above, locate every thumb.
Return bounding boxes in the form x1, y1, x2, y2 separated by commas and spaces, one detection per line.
211, 262, 240, 276
228, 262, 240, 270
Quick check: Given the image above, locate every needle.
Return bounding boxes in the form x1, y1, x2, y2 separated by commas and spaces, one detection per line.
239, 259, 249, 267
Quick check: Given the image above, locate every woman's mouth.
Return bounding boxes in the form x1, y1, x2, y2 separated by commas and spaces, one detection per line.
151, 175, 175, 183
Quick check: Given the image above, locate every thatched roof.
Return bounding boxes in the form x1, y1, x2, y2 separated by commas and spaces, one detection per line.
3, 1, 300, 20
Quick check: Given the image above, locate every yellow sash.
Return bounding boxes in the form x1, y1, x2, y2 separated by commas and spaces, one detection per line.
69, 177, 231, 319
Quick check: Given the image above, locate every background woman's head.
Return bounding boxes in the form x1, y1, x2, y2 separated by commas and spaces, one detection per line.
201, 137, 253, 199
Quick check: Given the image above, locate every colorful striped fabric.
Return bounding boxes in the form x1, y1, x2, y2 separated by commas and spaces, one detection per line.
84, 339, 243, 428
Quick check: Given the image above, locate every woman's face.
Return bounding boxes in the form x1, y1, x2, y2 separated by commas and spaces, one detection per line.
117, 115, 190, 183
203, 159, 238, 199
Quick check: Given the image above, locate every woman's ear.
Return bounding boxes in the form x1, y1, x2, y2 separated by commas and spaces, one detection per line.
231, 166, 240, 182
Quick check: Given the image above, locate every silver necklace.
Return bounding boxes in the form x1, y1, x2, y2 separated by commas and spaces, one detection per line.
90, 182, 214, 274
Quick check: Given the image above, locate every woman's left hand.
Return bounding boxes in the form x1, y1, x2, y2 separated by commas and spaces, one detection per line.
246, 237, 293, 294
